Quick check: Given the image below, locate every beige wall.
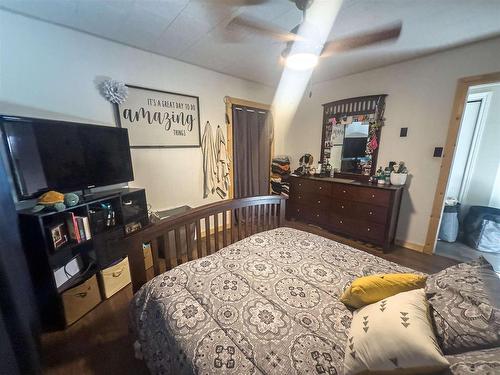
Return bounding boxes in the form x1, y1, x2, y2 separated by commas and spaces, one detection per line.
0, 10, 274, 210
277, 36, 500, 248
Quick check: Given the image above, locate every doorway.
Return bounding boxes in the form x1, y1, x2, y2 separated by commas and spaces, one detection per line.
425, 73, 500, 271
224, 96, 273, 199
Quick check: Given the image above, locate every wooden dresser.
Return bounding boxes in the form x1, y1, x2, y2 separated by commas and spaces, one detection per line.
286, 175, 403, 250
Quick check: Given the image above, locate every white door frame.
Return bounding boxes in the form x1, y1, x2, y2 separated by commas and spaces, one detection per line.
456, 92, 491, 203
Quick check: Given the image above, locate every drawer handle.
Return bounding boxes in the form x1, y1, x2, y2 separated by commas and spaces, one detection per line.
319, 186, 323, 190
369, 211, 373, 215
341, 205, 344, 209
371, 194, 375, 198
367, 228, 371, 232
317, 200, 321, 204
298, 195, 302, 199
339, 220, 343, 224
75, 285, 91, 298
342, 190, 346, 193
297, 209, 300, 213
316, 214, 320, 217
298, 183, 302, 186
112, 269, 124, 278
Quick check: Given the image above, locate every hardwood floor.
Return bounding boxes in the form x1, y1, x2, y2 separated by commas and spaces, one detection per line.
40, 223, 458, 374
41, 284, 149, 375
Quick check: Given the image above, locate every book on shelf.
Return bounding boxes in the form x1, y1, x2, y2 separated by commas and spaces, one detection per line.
64, 213, 92, 243
80, 216, 92, 240
76, 217, 86, 241
65, 212, 81, 243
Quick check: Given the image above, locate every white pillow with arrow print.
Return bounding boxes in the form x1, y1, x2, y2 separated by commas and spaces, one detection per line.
343, 288, 449, 375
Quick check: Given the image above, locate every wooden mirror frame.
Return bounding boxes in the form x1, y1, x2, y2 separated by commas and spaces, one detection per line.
320, 94, 387, 181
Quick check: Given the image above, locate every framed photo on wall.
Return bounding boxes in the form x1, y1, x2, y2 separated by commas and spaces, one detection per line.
116, 85, 201, 148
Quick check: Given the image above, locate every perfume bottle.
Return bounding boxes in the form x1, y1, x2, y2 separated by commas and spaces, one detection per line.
324, 159, 332, 177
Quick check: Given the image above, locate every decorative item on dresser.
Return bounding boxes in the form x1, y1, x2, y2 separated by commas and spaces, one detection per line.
286, 175, 403, 250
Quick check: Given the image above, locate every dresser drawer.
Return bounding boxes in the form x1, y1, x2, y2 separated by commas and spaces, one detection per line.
287, 203, 329, 226
61, 275, 101, 326
330, 214, 385, 244
292, 192, 329, 208
331, 200, 388, 224
292, 178, 331, 196
332, 183, 391, 207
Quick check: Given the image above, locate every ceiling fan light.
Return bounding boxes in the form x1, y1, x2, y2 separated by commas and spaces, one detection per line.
285, 52, 319, 70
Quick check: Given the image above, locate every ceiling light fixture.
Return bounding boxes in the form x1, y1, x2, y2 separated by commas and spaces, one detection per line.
284, 52, 319, 70
280, 21, 322, 71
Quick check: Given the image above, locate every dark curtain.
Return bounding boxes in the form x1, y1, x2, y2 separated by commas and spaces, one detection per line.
233, 106, 272, 198
0, 155, 40, 374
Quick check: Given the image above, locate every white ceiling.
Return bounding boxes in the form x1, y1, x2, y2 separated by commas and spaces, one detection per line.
1, 0, 500, 86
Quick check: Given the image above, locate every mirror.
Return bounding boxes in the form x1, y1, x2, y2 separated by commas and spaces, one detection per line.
320, 95, 386, 180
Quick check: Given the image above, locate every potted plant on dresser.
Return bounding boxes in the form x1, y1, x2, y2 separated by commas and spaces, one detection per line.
390, 161, 408, 185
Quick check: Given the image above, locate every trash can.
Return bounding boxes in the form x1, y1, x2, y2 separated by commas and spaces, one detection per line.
438, 203, 460, 242
464, 206, 500, 253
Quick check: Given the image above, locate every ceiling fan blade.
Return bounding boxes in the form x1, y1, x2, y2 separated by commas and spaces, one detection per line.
226, 15, 304, 42
321, 21, 402, 56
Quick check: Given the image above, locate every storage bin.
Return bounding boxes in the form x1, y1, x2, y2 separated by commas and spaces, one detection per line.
98, 257, 131, 299
61, 275, 101, 326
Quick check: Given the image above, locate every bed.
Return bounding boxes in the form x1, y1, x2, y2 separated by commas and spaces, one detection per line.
127, 196, 499, 375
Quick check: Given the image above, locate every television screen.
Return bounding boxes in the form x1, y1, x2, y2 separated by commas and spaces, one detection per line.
1, 116, 134, 200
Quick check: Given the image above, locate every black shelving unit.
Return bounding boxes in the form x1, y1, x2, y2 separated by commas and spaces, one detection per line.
18, 187, 149, 330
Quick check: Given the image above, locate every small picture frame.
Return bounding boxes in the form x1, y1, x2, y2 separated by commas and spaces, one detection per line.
50, 223, 68, 250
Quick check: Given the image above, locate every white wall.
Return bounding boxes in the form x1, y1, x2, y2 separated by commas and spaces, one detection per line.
277, 36, 500, 248
0, 10, 274, 210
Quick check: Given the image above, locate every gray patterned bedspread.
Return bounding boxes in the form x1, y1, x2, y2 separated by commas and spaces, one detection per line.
130, 227, 499, 374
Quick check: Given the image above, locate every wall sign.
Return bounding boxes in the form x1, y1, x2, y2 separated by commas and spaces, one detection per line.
116, 85, 201, 148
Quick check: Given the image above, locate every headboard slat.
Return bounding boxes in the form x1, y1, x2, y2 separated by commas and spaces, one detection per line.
195, 220, 202, 259
222, 211, 228, 247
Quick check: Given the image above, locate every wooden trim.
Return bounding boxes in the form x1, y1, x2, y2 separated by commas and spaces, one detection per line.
224, 96, 272, 111
423, 71, 500, 254
395, 239, 424, 253
224, 96, 274, 198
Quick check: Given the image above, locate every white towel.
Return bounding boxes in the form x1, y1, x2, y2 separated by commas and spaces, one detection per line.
215, 125, 230, 198
202, 121, 217, 198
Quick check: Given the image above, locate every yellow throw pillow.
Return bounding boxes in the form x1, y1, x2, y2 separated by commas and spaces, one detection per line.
340, 273, 427, 308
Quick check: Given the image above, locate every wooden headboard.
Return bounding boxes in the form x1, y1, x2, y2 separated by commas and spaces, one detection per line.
126, 195, 287, 292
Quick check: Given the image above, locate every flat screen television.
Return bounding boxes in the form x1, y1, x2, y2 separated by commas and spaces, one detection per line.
1, 116, 134, 200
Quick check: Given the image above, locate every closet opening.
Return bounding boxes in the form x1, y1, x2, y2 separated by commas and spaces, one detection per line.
224, 96, 273, 199
425, 72, 500, 272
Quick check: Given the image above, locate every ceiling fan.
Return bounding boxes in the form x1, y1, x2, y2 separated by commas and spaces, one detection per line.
226, 0, 402, 70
